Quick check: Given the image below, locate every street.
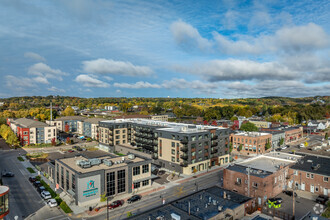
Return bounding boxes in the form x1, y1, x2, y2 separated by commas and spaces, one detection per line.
90, 168, 223, 220
0, 148, 65, 220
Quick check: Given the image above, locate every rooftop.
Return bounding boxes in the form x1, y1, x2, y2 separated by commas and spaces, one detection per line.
130, 186, 251, 220
57, 154, 146, 174
100, 118, 228, 134
83, 117, 104, 124
233, 132, 270, 137
54, 116, 86, 121
290, 155, 330, 176
12, 118, 50, 128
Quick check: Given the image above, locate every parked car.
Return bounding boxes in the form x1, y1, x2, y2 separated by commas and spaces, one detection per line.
127, 195, 142, 204
41, 191, 52, 200
33, 181, 41, 188
76, 146, 82, 151
108, 200, 123, 209
37, 186, 46, 193
47, 199, 58, 207
283, 190, 297, 197
158, 170, 166, 175
29, 177, 37, 183
281, 146, 287, 150
2, 172, 14, 177
316, 195, 329, 205
68, 150, 74, 153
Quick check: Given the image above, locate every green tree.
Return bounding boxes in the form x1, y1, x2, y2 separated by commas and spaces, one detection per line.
279, 138, 284, 146
62, 106, 75, 116
325, 133, 329, 140
238, 144, 243, 151
240, 122, 258, 132
265, 141, 271, 150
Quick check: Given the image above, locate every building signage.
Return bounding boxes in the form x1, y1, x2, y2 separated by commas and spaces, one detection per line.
83, 180, 98, 197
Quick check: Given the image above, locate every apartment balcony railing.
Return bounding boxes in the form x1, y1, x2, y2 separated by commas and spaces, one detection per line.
180, 146, 188, 152
180, 161, 188, 167
180, 154, 188, 160
180, 139, 188, 145
211, 135, 218, 140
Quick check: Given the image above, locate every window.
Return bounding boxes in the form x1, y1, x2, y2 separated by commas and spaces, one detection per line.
324, 177, 328, 182
311, 174, 314, 179
48, 129, 51, 132
171, 156, 175, 162
72, 174, 75, 192
61, 167, 64, 188
198, 150, 202, 154
172, 142, 175, 147
252, 182, 258, 188
122, 135, 126, 138
56, 164, 59, 184
177, 143, 179, 147
134, 182, 140, 189
123, 130, 126, 133
236, 178, 241, 184
306, 173, 310, 178
142, 164, 149, 173
66, 170, 69, 190
142, 180, 149, 186
116, 135, 120, 139
192, 136, 196, 141
171, 149, 175, 155
315, 186, 319, 192
294, 170, 298, 176
116, 141, 120, 145
133, 166, 141, 176
116, 130, 120, 134
23, 131, 28, 135
274, 177, 277, 184
199, 135, 202, 140
172, 135, 175, 140
117, 170, 126, 193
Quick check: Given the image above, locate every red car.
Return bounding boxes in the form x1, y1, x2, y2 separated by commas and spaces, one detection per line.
68, 150, 74, 153
108, 200, 123, 209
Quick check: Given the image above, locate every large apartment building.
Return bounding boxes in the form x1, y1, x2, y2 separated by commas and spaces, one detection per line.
77, 118, 103, 140
46, 116, 86, 133
98, 119, 230, 175
230, 132, 272, 155
7, 118, 57, 146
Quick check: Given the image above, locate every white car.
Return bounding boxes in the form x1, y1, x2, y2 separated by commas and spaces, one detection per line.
41, 191, 51, 200
47, 199, 58, 207
281, 146, 287, 150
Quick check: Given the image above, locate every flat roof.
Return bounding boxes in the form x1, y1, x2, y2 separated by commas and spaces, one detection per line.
54, 116, 86, 121
12, 118, 51, 128
100, 118, 228, 134
58, 155, 145, 174
130, 186, 251, 220
290, 155, 330, 176
233, 132, 270, 137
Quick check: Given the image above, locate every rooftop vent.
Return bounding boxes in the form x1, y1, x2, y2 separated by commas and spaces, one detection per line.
128, 154, 135, 160
311, 164, 321, 170
103, 159, 113, 167
77, 160, 91, 168
89, 158, 101, 166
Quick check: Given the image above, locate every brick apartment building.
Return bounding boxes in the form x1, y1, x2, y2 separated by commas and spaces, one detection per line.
288, 155, 330, 197
7, 118, 57, 146
230, 132, 272, 155
261, 126, 303, 144
223, 153, 302, 206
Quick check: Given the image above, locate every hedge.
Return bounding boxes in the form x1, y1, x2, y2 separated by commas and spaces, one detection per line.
60, 201, 73, 213
35, 176, 56, 198
17, 156, 24, 161
27, 167, 36, 173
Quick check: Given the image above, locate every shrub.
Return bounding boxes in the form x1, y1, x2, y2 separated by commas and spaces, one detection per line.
17, 156, 24, 161
100, 193, 107, 202
27, 167, 36, 173
55, 194, 63, 205
60, 201, 73, 213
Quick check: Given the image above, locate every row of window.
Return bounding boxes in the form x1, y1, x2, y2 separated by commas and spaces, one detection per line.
133, 164, 149, 176
106, 170, 126, 196
56, 164, 75, 192
133, 180, 149, 189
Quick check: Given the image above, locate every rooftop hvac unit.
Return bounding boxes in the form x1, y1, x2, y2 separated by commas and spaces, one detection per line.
89, 158, 101, 166
171, 213, 181, 220
78, 160, 91, 168
103, 159, 113, 167
128, 154, 135, 160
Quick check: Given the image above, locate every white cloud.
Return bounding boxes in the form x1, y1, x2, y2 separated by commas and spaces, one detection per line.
75, 74, 110, 88
5, 75, 37, 88
116, 89, 121, 93
28, 63, 68, 81
82, 59, 153, 76
33, 76, 49, 84
103, 76, 114, 81
24, 52, 46, 62
170, 20, 212, 51
113, 81, 161, 89
175, 59, 298, 81
47, 86, 65, 93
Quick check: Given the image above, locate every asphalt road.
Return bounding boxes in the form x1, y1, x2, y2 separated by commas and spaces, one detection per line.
0, 149, 64, 220
90, 169, 223, 220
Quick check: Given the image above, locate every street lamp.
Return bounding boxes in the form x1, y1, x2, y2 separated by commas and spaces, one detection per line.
106, 196, 112, 220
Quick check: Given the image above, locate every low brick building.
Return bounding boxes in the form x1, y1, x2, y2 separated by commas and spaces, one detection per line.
288, 155, 330, 197
261, 126, 303, 145
230, 132, 272, 155
223, 153, 301, 206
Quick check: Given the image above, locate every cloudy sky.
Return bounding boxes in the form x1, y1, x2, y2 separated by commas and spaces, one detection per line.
0, 0, 329, 98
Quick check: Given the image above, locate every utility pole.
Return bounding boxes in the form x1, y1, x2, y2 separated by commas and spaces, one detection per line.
247, 167, 250, 197
293, 173, 295, 219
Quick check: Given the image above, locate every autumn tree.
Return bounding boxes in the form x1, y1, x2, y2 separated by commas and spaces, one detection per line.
240, 122, 258, 132
62, 106, 75, 116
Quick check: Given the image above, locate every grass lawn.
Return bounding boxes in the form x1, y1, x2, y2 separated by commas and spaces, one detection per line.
17, 156, 24, 161
27, 167, 35, 173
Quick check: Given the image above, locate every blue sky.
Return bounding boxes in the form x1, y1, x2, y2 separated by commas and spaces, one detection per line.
0, 0, 329, 98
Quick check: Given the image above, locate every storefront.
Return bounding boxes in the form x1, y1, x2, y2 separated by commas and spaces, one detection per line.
0, 186, 9, 219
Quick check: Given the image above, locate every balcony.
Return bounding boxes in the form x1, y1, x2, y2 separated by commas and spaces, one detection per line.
180, 154, 188, 160
191, 155, 196, 160
211, 135, 218, 140
180, 162, 188, 167
180, 146, 188, 152
211, 149, 218, 154
191, 148, 196, 152
153, 147, 158, 152
180, 139, 188, 144
211, 142, 218, 147
204, 145, 209, 150
204, 152, 209, 157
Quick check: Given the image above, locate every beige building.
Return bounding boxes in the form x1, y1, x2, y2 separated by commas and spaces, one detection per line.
249, 120, 271, 129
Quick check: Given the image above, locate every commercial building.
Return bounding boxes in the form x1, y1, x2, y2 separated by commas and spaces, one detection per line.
261, 130, 285, 149
0, 186, 9, 219
130, 186, 252, 220
7, 118, 57, 146
288, 155, 330, 197
223, 153, 301, 206
230, 132, 272, 155
46, 116, 86, 133
114, 114, 168, 122
50, 154, 154, 206
261, 126, 303, 144
249, 120, 271, 129
98, 119, 230, 175
77, 118, 103, 140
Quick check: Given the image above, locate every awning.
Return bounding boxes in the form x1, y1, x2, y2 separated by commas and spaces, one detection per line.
133, 174, 158, 183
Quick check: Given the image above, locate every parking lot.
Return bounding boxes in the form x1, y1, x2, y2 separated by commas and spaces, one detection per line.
275, 192, 325, 219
